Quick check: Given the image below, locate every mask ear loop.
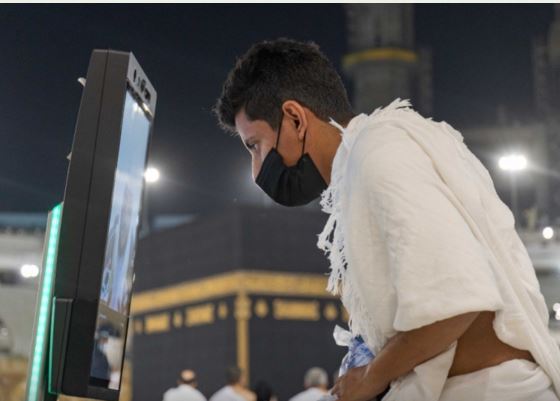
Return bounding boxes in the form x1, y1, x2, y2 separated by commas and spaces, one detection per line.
301, 126, 307, 157
275, 117, 283, 149
276, 114, 306, 156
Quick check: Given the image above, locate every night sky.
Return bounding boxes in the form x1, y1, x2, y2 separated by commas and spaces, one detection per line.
0, 4, 554, 215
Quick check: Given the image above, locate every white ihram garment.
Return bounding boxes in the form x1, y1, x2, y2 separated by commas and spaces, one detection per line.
209, 386, 247, 401
439, 359, 557, 401
288, 387, 328, 401
163, 384, 207, 401
317, 98, 560, 401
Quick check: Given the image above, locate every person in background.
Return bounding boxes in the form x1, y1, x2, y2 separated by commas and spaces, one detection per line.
210, 367, 256, 401
288, 367, 329, 401
253, 380, 278, 401
163, 369, 207, 401
90, 329, 110, 382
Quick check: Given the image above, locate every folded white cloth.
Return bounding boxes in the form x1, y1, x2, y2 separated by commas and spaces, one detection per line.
439, 359, 559, 401
318, 98, 560, 401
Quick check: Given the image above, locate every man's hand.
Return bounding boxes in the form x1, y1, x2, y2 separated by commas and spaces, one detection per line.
330, 365, 386, 401
331, 311, 482, 401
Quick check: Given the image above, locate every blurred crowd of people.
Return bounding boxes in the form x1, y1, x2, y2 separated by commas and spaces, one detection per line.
162, 366, 332, 401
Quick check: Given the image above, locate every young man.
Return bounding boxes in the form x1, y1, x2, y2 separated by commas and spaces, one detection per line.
210, 367, 256, 401
162, 370, 207, 401
288, 367, 330, 401
214, 38, 560, 401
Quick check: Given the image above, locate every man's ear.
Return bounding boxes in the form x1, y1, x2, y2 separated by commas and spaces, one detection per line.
281, 100, 308, 141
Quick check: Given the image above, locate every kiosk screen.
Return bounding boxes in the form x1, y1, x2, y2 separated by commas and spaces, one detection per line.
89, 90, 151, 390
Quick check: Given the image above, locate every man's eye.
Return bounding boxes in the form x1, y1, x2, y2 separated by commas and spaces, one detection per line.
247, 142, 256, 150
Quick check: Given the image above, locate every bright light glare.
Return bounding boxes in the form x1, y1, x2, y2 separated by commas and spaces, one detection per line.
553, 303, 560, 312
498, 154, 528, 171
132, 102, 142, 114
144, 167, 160, 183
543, 226, 554, 240
20, 264, 39, 278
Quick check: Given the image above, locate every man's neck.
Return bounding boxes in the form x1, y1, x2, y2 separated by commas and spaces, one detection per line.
315, 120, 344, 185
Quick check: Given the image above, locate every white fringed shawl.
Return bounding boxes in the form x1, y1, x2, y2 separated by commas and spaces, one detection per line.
317, 98, 560, 400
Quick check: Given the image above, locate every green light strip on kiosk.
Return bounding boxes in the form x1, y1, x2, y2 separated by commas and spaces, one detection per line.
26, 203, 62, 401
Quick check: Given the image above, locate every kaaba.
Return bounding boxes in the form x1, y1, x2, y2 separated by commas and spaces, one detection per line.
131, 205, 348, 401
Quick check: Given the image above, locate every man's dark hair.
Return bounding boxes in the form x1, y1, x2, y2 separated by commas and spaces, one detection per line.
226, 366, 242, 384
214, 38, 354, 133
179, 376, 196, 385
254, 380, 275, 401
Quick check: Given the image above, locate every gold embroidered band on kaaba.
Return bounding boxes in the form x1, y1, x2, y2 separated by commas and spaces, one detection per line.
130, 270, 348, 384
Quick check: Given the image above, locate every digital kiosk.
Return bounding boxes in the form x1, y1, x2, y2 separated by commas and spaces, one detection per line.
25, 49, 157, 401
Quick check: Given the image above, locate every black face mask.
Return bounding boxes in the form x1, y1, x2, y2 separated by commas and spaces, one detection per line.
255, 117, 328, 207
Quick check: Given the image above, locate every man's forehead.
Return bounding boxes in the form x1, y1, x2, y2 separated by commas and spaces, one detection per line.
234, 110, 271, 139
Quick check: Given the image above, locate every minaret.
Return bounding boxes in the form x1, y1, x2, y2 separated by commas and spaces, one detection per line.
534, 4, 560, 119
548, 5, 560, 221
547, 4, 560, 116
532, 4, 560, 221
344, 4, 433, 116
548, 4, 560, 65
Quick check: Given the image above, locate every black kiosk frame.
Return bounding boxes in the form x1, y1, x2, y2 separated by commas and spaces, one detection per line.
42, 50, 156, 401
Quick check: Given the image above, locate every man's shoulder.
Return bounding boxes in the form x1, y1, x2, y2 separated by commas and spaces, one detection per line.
163, 387, 178, 401
181, 386, 207, 401
288, 389, 309, 401
210, 386, 229, 401
211, 386, 247, 401
352, 117, 410, 154
287, 392, 302, 401
345, 119, 416, 186
289, 388, 326, 401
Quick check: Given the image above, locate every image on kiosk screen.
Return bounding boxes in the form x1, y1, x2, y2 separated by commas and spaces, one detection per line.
89, 91, 150, 390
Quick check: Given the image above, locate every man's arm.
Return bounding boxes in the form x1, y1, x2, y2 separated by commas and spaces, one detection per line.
332, 311, 481, 401
369, 311, 480, 386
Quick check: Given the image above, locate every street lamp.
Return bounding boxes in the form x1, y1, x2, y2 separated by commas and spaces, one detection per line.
499, 154, 527, 171
144, 167, 160, 183
498, 153, 528, 227
20, 264, 40, 279
543, 226, 554, 240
